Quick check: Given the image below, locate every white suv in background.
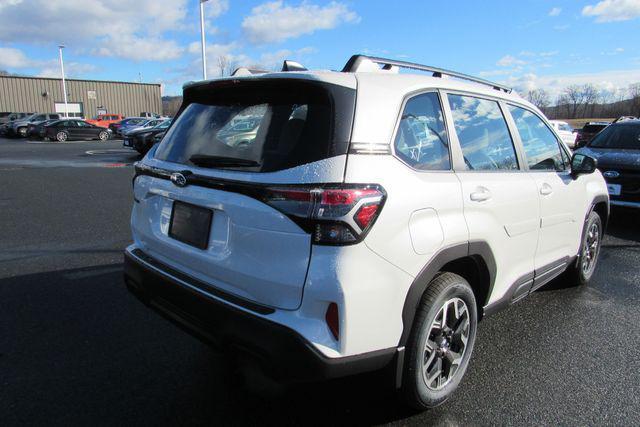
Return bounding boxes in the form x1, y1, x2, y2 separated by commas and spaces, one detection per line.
550, 120, 577, 148
124, 55, 609, 409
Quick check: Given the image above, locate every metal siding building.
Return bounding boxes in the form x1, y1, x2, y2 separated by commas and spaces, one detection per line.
0, 75, 162, 118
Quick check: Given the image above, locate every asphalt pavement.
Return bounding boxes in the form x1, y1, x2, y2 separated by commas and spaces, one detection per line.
1, 136, 639, 426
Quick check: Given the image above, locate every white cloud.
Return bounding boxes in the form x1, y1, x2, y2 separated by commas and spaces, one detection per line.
0, 46, 96, 77
583, 0, 640, 22
497, 55, 526, 67
549, 7, 562, 16
503, 69, 640, 99
241, 1, 360, 44
0, 0, 222, 61
0, 46, 34, 68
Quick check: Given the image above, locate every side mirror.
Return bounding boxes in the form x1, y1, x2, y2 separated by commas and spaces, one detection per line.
571, 153, 597, 178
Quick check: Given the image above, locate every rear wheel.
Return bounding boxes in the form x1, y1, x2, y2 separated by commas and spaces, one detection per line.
56, 131, 68, 142
564, 210, 602, 286
98, 131, 109, 141
18, 127, 28, 137
401, 272, 477, 409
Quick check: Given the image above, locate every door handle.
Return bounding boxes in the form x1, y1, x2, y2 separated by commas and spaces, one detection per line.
540, 183, 553, 196
470, 187, 492, 202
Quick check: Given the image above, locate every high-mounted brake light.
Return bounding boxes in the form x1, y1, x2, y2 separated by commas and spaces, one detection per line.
262, 185, 386, 245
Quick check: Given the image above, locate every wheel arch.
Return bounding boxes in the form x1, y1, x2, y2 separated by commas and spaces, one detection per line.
590, 195, 609, 232
398, 241, 496, 347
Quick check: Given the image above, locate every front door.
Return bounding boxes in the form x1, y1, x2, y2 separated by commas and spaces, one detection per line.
506, 105, 581, 273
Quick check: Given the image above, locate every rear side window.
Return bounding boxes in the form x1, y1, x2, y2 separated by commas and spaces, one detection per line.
508, 105, 565, 171
448, 94, 518, 171
155, 80, 355, 173
394, 92, 450, 170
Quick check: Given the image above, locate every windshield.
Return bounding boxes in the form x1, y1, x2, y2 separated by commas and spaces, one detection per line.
589, 124, 640, 149
124, 118, 146, 126
155, 120, 171, 129
154, 79, 355, 172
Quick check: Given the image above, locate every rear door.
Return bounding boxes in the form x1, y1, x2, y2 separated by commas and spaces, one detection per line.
506, 105, 581, 272
132, 77, 357, 310
445, 93, 540, 303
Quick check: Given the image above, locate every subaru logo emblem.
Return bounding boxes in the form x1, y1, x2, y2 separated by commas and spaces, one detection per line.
603, 171, 620, 179
170, 173, 188, 187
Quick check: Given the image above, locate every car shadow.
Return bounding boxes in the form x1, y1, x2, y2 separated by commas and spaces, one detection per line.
0, 263, 447, 426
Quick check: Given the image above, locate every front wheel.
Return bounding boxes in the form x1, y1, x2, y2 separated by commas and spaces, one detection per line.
98, 131, 109, 141
56, 131, 68, 142
18, 127, 28, 137
401, 272, 477, 409
564, 210, 602, 286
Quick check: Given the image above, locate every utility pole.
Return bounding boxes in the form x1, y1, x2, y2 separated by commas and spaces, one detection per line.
58, 45, 69, 118
200, 0, 209, 80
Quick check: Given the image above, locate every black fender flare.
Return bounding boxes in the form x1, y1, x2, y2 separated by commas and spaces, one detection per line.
398, 241, 496, 346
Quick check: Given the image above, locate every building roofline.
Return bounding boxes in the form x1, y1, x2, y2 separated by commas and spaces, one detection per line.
0, 74, 161, 87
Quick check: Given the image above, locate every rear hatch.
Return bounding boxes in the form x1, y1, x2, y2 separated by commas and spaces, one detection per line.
131, 76, 356, 310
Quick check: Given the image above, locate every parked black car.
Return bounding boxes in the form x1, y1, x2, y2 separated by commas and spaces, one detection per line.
24, 114, 62, 138
576, 119, 640, 209
31, 119, 62, 139
123, 119, 171, 154
44, 119, 112, 142
574, 121, 610, 148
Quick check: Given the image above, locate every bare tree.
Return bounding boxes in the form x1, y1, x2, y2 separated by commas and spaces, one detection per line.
562, 85, 586, 119
217, 55, 229, 77
582, 84, 598, 118
526, 89, 550, 110
630, 83, 640, 117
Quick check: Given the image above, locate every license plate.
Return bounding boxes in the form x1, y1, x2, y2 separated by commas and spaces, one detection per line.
169, 201, 213, 249
607, 184, 621, 196
123, 139, 131, 147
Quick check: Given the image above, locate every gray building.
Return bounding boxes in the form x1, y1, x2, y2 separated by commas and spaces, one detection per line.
0, 75, 162, 119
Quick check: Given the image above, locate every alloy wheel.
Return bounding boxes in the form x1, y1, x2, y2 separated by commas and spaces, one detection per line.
582, 222, 600, 275
422, 297, 470, 391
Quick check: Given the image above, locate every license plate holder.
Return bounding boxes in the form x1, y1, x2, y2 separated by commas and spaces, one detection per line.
607, 184, 621, 196
169, 201, 213, 250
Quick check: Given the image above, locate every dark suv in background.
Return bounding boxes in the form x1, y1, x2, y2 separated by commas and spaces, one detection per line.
577, 119, 640, 208
575, 121, 610, 148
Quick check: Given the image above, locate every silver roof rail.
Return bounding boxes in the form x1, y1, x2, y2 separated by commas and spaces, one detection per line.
342, 54, 512, 93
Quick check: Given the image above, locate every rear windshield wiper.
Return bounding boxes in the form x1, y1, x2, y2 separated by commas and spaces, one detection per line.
189, 154, 261, 168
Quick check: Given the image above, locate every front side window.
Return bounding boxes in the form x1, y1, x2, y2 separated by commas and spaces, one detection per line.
448, 94, 518, 171
509, 105, 565, 171
394, 92, 450, 170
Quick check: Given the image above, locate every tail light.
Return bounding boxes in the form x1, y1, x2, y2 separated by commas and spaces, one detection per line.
325, 302, 339, 340
262, 184, 386, 245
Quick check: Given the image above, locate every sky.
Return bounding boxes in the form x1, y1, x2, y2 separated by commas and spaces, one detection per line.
0, 0, 639, 99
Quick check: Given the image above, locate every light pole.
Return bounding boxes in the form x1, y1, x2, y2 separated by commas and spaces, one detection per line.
199, 0, 209, 80
58, 45, 69, 118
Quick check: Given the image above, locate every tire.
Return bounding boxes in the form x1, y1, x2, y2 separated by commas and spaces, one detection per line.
56, 131, 68, 142
564, 210, 603, 286
98, 131, 109, 141
18, 127, 28, 138
401, 272, 477, 410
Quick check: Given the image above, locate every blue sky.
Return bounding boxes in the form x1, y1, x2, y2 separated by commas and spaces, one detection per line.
0, 0, 639, 98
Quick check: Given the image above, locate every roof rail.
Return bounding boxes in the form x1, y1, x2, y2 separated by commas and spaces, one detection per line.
342, 55, 512, 93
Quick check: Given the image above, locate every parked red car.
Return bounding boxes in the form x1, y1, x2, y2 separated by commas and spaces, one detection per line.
86, 114, 124, 128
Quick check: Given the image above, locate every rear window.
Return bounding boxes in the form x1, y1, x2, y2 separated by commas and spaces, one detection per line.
154, 79, 355, 173
583, 124, 607, 133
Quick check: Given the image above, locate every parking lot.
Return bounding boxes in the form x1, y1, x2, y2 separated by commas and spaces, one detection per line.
1, 136, 639, 425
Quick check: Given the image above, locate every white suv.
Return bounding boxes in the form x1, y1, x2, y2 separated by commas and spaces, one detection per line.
124, 55, 609, 409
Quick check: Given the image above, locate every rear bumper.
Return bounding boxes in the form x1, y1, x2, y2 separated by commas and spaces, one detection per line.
123, 248, 397, 382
